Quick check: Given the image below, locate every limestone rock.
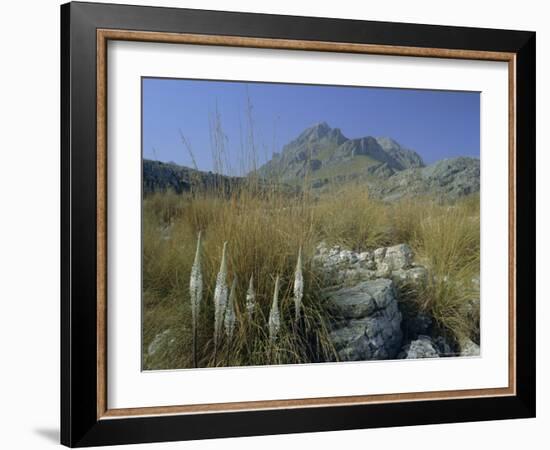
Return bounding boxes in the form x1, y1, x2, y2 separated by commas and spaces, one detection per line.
391, 266, 428, 288
433, 336, 456, 357
383, 244, 413, 270
398, 335, 440, 359
327, 279, 403, 361
147, 329, 176, 357
459, 337, 480, 357
314, 242, 425, 289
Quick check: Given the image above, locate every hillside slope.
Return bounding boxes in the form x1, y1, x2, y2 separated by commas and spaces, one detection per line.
143, 159, 240, 195
367, 157, 480, 201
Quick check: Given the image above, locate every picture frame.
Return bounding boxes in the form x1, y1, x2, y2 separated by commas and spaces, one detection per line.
60, 1, 536, 447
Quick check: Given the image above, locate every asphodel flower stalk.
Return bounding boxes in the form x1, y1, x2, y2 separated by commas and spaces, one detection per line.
268, 275, 281, 342
189, 231, 203, 327
246, 274, 255, 320
213, 242, 228, 359
189, 231, 202, 368
225, 277, 237, 340
294, 247, 303, 322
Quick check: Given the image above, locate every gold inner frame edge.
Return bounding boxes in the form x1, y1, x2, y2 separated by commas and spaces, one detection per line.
96, 29, 517, 420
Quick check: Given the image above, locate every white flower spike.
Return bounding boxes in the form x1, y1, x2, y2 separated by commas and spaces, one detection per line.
246, 274, 255, 320
213, 241, 229, 347
225, 277, 237, 339
268, 275, 281, 342
294, 247, 303, 322
189, 231, 203, 327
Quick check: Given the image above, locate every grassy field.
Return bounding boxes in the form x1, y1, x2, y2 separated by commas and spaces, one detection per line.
142, 178, 480, 370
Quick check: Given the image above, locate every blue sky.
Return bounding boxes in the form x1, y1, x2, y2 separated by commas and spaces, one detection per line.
142, 77, 479, 174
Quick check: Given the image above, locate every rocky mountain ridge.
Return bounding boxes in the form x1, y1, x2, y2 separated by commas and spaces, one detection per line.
143, 159, 225, 195
255, 122, 479, 201
143, 122, 480, 201
367, 156, 480, 201
257, 122, 425, 183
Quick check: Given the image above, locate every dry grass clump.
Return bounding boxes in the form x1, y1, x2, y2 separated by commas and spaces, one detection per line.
311, 184, 389, 250
414, 199, 480, 342
309, 184, 448, 252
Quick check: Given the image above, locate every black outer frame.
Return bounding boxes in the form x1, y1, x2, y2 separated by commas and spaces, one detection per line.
60, 1, 536, 447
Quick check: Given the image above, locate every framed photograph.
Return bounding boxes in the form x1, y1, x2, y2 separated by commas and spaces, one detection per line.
61, 1, 536, 447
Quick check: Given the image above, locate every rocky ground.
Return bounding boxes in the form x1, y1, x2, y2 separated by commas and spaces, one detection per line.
313, 242, 480, 361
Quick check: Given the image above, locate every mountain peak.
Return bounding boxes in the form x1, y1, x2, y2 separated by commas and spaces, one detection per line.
376, 137, 401, 150
376, 136, 425, 168
311, 121, 331, 132
257, 122, 425, 183
297, 121, 332, 142
281, 122, 347, 152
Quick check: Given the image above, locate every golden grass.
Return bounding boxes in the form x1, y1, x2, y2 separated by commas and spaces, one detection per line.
143, 182, 480, 369
414, 201, 480, 342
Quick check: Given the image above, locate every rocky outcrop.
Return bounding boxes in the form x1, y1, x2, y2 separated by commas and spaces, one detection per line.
331, 137, 422, 171
314, 242, 427, 289
316, 243, 426, 362
143, 159, 299, 198
376, 137, 425, 170
147, 329, 176, 358
398, 335, 440, 359
459, 337, 480, 357
366, 162, 396, 179
397, 335, 456, 358
327, 279, 403, 361
143, 159, 239, 195
314, 242, 475, 361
